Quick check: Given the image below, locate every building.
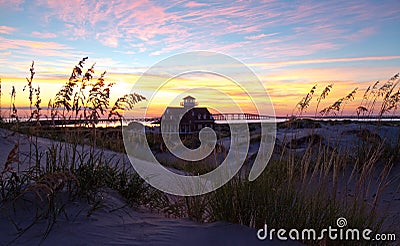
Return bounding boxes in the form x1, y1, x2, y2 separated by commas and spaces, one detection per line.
160, 96, 215, 133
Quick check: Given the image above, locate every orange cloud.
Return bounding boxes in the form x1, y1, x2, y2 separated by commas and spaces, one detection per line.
249, 55, 400, 68
0, 36, 72, 54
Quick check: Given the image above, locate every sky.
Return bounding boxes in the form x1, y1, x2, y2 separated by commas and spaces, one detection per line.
0, 0, 399, 117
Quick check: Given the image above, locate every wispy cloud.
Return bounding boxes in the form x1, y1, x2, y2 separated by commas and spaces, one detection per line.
19, 0, 399, 59
245, 33, 278, 40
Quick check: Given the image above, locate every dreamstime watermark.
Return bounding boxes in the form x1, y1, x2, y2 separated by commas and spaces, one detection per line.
257, 217, 397, 242
122, 51, 276, 196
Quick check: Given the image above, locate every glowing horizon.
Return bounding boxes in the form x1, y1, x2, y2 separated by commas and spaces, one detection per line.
0, 68, 398, 118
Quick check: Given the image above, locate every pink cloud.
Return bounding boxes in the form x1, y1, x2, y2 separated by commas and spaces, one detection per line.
96, 33, 119, 48
31, 31, 57, 39
0, 26, 17, 34
184, 1, 209, 8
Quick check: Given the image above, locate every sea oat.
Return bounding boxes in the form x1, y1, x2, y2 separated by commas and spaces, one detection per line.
320, 88, 357, 116
315, 84, 333, 116
109, 93, 147, 120
295, 84, 317, 116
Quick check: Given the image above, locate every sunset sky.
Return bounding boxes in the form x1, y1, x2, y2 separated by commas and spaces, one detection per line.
0, 0, 399, 117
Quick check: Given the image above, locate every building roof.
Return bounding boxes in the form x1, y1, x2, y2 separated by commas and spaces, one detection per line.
183, 95, 195, 100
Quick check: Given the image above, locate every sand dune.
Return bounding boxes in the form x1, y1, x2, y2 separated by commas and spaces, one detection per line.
1, 190, 288, 245
0, 128, 299, 245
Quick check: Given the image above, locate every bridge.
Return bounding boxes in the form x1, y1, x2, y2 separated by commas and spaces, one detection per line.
212, 113, 271, 121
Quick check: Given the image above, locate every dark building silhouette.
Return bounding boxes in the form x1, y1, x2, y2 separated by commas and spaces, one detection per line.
161, 96, 214, 133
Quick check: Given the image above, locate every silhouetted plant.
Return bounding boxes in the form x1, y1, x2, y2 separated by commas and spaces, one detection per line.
31, 86, 42, 123
21, 61, 42, 122
109, 93, 146, 124
315, 83, 333, 117
320, 88, 357, 116
72, 62, 95, 121
0, 78, 2, 120
52, 80, 75, 119
356, 73, 400, 118
385, 89, 400, 113
87, 71, 112, 126
356, 105, 368, 117
23, 61, 35, 116
10, 86, 18, 121
378, 73, 400, 117
49, 57, 145, 128
295, 84, 317, 116
51, 58, 91, 123
364, 80, 380, 116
